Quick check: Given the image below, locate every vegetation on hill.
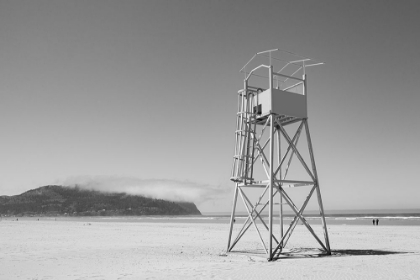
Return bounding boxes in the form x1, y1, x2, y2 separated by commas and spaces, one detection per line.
0, 185, 201, 216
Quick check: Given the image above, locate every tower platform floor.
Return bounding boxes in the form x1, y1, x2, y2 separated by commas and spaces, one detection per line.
253, 114, 303, 126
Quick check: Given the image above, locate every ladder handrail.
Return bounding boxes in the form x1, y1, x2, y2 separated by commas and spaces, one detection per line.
231, 89, 257, 183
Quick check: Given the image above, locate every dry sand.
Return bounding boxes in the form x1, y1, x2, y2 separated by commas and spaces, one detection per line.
1, 218, 419, 279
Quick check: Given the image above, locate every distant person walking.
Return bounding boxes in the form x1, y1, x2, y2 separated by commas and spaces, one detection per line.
376, 219, 379, 226
372, 219, 375, 225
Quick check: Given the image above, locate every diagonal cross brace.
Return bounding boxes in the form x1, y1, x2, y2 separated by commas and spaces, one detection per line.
275, 119, 316, 182
229, 184, 269, 251
241, 189, 280, 245
274, 120, 304, 179
238, 187, 268, 253
277, 186, 328, 252
229, 185, 280, 252
272, 185, 316, 256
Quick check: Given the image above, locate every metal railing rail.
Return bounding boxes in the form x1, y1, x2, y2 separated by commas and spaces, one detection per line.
239, 49, 324, 94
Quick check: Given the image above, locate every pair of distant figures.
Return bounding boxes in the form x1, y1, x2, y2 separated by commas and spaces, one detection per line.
372, 219, 379, 226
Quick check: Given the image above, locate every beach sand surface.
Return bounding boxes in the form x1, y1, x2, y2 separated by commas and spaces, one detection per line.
1, 218, 419, 279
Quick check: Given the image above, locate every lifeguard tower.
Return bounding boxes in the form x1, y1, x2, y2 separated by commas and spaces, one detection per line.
227, 49, 331, 260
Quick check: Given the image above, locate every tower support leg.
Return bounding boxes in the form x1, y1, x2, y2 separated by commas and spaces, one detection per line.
304, 119, 331, 254
227, 183, 239, 252
277, 129, 283, 251
268, 114, 274, 260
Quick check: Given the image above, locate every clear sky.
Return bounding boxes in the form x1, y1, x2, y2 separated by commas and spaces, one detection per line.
1, 0, 419, 212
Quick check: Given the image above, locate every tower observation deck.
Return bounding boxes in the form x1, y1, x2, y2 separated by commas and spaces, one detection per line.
227, 49, 331, 261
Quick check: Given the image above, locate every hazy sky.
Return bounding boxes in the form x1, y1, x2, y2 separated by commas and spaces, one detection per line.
1, 0, 419, 212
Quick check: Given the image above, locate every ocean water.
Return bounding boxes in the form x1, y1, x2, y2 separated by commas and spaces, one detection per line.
114, 212, 420, 226
2, 212, 419, 226
202, 213, 420, 226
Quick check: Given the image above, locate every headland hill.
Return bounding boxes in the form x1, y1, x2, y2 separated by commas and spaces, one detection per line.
0, 185, 201, 217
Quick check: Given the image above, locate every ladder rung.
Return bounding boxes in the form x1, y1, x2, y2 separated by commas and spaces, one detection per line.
230, 176, 254, 181
235, 132, 256, 136
233, 155, 253, 159
235, 129, 256, 133
237, 112, 255, 115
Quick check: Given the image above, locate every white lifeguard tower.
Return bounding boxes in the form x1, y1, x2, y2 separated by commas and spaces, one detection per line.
227, 49, 331, 260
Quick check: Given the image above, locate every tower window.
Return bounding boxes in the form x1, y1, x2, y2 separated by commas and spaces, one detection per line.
253, 104, 262, 115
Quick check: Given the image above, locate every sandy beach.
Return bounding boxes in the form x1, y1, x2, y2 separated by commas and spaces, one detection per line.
1, 218, 419, 279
